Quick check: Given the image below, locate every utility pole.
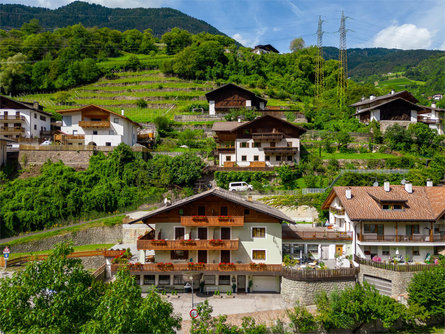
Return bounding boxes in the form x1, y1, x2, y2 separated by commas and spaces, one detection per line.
338, 11, 348, 110
315, 16, 324, 99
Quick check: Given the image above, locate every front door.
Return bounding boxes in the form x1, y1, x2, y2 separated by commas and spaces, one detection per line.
221, 250, 230, 263
237, 275, 246, 292
221, 227, 231, 240
335, 245, 343, 257
198, 228, 207, 240
198, 250, 207, 263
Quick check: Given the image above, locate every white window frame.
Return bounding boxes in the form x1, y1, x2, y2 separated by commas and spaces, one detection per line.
251, 249, 267, 262
251, 226, 267, 239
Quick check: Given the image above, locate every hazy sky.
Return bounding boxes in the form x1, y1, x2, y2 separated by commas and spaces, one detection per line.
3, 0, 445, 52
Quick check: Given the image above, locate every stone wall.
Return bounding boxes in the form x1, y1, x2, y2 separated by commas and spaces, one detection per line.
380, 120, 413, 132
80, 256, 106, 270
9, 225, 123, 253
358, 264, 416, 296
19, 150, 94, 168
122, 224, 151, 244
281, 277, 356, 305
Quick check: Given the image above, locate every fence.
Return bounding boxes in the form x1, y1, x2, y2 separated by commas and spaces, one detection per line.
354, 255, 438, 272
282, 267, 358, 281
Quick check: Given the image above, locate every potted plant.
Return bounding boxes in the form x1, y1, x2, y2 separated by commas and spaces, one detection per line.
213, 290, 221, 298
248, 279, 253, 293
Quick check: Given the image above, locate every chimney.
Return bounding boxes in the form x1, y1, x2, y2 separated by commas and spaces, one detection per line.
426, 179, 433, 187
390, 89, 395, 95
369, 94, 376, 101
384, 181, 390, 192
431, 103, 436, 108
404, 182, 413, 193
345, 188, 352, 199
33, 101, 39, 110
121, 109, 125, 116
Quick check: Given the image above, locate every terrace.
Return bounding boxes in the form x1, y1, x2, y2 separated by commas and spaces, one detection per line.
180, 216, 244, 227
358, 233, 445, 242
252, 132, 284, 142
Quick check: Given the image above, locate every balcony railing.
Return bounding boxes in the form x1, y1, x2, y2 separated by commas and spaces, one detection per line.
216, 147, 235, 154
330, 208, 345, 215
263, 147, 299, 154
282, 267, 358, 281
181, 216, 244, 226
354, 255, 439, 272
417, 116, 440, 124
252, 132, 284, 142
286, 231, 352, 240
78, 120, 110, 128
0, 115, 25, 122
358, 234, 445, 242
111, 263, 282, 274
137, 239, 239, 250
0, 127, 25, 134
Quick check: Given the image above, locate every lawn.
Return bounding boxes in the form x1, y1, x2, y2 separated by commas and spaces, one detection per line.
8, 244, 115, 260
377, 77, 425, 90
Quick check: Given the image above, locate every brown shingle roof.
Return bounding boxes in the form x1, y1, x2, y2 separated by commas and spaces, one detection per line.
352, 97, 424, 115
211, 121, 247, 131
349, 90, 418, 107
323, 186, 445, 222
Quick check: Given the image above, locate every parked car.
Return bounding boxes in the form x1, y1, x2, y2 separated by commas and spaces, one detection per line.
228, 182, 253, 192
40, 140, 52, 146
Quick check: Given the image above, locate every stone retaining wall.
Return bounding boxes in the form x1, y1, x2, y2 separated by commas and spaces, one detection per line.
80, 256, 106, 270
8, 225, 123, 253
358, 264, 416, 296
281, 277, 356, 305
19, 150, 94, 168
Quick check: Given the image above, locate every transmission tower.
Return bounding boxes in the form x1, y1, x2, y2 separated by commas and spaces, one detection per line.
315, 16, 324, 99
337, 11, 348, 110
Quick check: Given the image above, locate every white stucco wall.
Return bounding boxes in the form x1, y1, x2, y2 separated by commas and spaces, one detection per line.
370, 109, 380, 122
0, 108, 51, 138
235, 138, 300, 166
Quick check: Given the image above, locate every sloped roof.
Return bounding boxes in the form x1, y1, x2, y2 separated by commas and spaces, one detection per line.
57, 104, 141, 127
0, 95, 52, 116
352, 97, 424, 115
322, 186, 445, 222
0, 136, 16, 143
212, 121, 247, 131
253, 44, 279, 53
350, 90, 418, 108
205, 83, 267, 103
129, 187, 295, 224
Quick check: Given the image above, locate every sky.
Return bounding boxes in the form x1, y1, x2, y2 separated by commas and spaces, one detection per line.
3, 0, 445, 53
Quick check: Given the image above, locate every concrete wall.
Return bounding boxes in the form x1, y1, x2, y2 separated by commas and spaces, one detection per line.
7, 225, 122, 253
358, 264, 416, 297
281, 276, 356, 305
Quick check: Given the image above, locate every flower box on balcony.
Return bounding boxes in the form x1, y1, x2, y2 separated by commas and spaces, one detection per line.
218, 216, 232, 221
151, 239, 167, 245
192, 216, 208, 221
250, 262, 267, 270
188, 262, 206, 270
128, 262, 143, 270
218, 262, 236, 270
157, 262, 174, 271
181, 239, 196, 245
209, 239, 224, 246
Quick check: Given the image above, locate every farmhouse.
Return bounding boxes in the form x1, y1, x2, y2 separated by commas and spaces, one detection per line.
212, 115, 306, 168
252, 44, 279, 55
0, 95, 52, 141
56, 104, 140, 146
417, 103, 445, 135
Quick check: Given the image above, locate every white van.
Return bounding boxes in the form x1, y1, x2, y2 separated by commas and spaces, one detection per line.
228, 182, 253, 192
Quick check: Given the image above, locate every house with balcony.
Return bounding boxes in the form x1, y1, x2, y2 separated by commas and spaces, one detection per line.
417, 103, 444, 135
212, 115, 306, 168
57, 104, 140, 146
321, 182, 445, 263
0, 95, 51, 140
121, 187, 294, 293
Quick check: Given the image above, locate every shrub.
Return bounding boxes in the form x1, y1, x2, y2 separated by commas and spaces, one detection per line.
136, 98, 147, 108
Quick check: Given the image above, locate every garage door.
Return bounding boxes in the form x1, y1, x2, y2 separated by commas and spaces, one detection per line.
363, 275, 392, 296
252, 276, 280, 292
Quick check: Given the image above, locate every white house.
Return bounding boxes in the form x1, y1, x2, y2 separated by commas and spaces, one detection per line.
0, 95, 51, 140
57, 105, 140, 146
417, 103, 445, 135
322, 183, 445, 263
212, 115, 306, 168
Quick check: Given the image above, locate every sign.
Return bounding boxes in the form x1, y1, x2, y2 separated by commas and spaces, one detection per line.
3, 247, 10, 254
3, 253, 9, 259
189, 309, 199, 319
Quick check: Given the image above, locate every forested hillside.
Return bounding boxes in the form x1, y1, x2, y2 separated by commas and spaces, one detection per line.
0, 1, 225, 37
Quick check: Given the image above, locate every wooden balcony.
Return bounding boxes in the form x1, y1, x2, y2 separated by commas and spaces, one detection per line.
0, 127, 25, 135
78, 120, 110, 128
216, 147, 235, 154
181, 216, 244, 227
330, 208, 345, 216
137, 239, 239, 250
0, 115, 25, 122
252, 132, 284, 142
358, 234, 445, 242
111, 262, 282, 274
263, 147, 299, 154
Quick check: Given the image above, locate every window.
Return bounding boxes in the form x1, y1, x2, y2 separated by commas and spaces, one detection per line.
171, 250, 189, 260
287, 141, 292, 147
393, 205, 402, 210
382, 246, 390, 256
219, 275, 231, 285
220, 206, 228, 216
40, 115, 46, 121
114, 118, 120, 124
412, 247, 420, 256
364, 224, 384, 234
265, 155, 270, 161
241, 155, 247, 161
254, 142, 261, 148
307, 245, 319, 257
158, 275, 170, 285
253, 155, 259, 161
63, 116, 72, 126
240, 142, 249, 148
105, 142, 111, 146
276, 156, 281, 162
287, 156, 292, 161
144, 275, 155, 285
34, 124, 37, 130
133, 275, 140, 283
244, 209, 250, 215
93, 131, 98, 135
173, 275, 184, 285
252, 227, 266, 238
226, 156, 231, 162
34, 114, 37, 119
175, 227, 185, 240
383, 203, 405, 210
252, 250, 266, 260
204, 275, 216, 285
198, 206, 205, 216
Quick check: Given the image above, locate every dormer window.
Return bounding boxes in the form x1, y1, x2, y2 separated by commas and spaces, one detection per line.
382, 203, 404, 210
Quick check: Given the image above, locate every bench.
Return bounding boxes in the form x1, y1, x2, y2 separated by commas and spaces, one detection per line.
205, 286, 218, 294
